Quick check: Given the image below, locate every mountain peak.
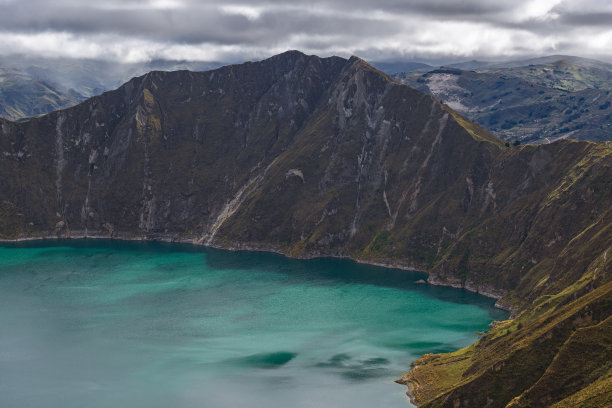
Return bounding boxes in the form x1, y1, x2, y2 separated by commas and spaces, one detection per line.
347, 55, 376, 69
262, 49, 332, 67
275, 49, 308, 59
345, 55, 392, 80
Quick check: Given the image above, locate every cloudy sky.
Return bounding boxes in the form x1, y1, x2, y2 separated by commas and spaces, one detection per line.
0, 0, 611, 64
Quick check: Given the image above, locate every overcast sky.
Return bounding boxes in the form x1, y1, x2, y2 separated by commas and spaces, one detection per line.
0, 0, 611, 64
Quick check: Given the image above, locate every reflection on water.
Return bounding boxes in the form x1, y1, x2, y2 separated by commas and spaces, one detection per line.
0, 240, 507, 408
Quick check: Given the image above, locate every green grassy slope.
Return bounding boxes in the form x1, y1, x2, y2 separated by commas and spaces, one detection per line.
400, 280, 611, 408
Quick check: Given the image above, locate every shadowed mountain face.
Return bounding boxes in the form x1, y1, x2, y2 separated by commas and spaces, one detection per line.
0, 51, 498, 258
0, 51, 611, 407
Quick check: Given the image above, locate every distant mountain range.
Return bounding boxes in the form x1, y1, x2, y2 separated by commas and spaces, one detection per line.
0, 51, 610, 407
0, 67, 84, 121
420, 55, 612, 72
394, 59, 612, 143
369, 61, 433, 74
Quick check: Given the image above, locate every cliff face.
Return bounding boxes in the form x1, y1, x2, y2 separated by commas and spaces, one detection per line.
1, 51, 611, 407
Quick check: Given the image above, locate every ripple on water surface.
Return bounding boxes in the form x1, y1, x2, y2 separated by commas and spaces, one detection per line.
0, 240, 507, 408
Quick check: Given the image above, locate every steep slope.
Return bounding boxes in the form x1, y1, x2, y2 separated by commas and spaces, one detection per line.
0, 67, 84, 121
0, 51, 610, 407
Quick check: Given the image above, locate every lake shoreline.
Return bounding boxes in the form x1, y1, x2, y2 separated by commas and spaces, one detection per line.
0, 232, 515, 316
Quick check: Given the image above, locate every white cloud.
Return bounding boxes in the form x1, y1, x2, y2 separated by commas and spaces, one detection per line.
93, 0, 185, 11
219, 5, 263, 21
522, 0, 563, 20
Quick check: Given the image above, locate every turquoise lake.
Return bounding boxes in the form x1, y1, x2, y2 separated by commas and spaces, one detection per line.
0, 240, 507, 407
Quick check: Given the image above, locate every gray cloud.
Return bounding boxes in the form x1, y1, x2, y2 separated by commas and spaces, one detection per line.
0, 0, 610, 63
0, 2, 401, 45
558, 12, 612, 26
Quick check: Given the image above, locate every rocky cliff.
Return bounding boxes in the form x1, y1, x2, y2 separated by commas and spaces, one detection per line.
1, 51, 610, 407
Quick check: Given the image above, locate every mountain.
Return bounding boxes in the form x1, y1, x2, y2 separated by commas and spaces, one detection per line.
0, 67, 84, 121
0, 51, 610, 407
394, 64, 612, 143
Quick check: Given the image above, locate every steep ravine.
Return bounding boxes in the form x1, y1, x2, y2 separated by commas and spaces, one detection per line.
1, 51, 611, 407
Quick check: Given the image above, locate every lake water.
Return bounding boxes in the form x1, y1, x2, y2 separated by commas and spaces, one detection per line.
0, 240, 507, 408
